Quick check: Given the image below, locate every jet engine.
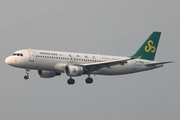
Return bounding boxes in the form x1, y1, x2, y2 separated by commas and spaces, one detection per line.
65, 65, 83, 77
38, 70, 61, 78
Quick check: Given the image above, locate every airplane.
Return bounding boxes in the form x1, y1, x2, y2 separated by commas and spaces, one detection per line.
5, 32, 173, 85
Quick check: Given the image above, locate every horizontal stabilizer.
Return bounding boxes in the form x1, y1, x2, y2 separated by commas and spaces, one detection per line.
145, 61, 173, 66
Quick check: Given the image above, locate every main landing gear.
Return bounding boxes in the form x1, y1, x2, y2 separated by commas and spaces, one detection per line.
24, 69, 30, 80
67, 77, 75, 85
67, 75, 93, 85
85, 75, 93, 84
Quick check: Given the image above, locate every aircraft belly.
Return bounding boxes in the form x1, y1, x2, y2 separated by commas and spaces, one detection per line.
97, 64, 132, 75
39, 62, 56, 71
93, 61, 153, 75
30, 59, 57, 71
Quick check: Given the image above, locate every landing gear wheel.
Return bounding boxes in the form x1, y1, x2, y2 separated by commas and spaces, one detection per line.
24, 75, 29, 80
67, 78, 75, 85
85, 77, 93, 84
24, 69, 30, 80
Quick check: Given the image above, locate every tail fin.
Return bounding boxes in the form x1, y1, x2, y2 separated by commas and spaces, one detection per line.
132, 32, 161, 60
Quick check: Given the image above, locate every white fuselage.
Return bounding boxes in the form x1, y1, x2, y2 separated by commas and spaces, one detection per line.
5, 49, 162, 76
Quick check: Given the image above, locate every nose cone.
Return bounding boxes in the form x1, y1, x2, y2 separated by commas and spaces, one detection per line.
5, 56, 25, 68
5, 57, 11, 65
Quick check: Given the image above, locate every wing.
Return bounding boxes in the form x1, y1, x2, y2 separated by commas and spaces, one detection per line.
145, 61, 173, 66
82, 58, 133, 69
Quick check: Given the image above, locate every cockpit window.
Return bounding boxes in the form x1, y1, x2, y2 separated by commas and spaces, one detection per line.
12, 53, 23, 57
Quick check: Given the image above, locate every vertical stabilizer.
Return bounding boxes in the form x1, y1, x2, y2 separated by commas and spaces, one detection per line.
132, 32, 161, 60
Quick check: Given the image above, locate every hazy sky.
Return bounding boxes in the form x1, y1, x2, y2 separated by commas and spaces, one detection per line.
1, 1, 179, 120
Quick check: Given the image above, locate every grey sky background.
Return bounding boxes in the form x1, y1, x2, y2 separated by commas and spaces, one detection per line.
1, 1, 179, 120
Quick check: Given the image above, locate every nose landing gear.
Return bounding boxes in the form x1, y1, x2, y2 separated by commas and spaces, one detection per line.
24, 69, 30, 80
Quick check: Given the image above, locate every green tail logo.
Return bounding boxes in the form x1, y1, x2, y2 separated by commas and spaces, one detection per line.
144, 40, 156, 53
132, 32, 161, 61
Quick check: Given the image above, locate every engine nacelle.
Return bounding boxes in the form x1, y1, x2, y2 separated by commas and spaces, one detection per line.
38, 70, 61, 78
65, 65, 83, 77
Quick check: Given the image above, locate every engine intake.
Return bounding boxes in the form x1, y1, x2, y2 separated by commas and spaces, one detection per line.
38, 70, 61, 78
65, 65, 83, 77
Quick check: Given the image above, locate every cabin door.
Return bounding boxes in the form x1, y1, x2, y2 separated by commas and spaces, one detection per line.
132, 60, 137, 70
29, 51, 34, 62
